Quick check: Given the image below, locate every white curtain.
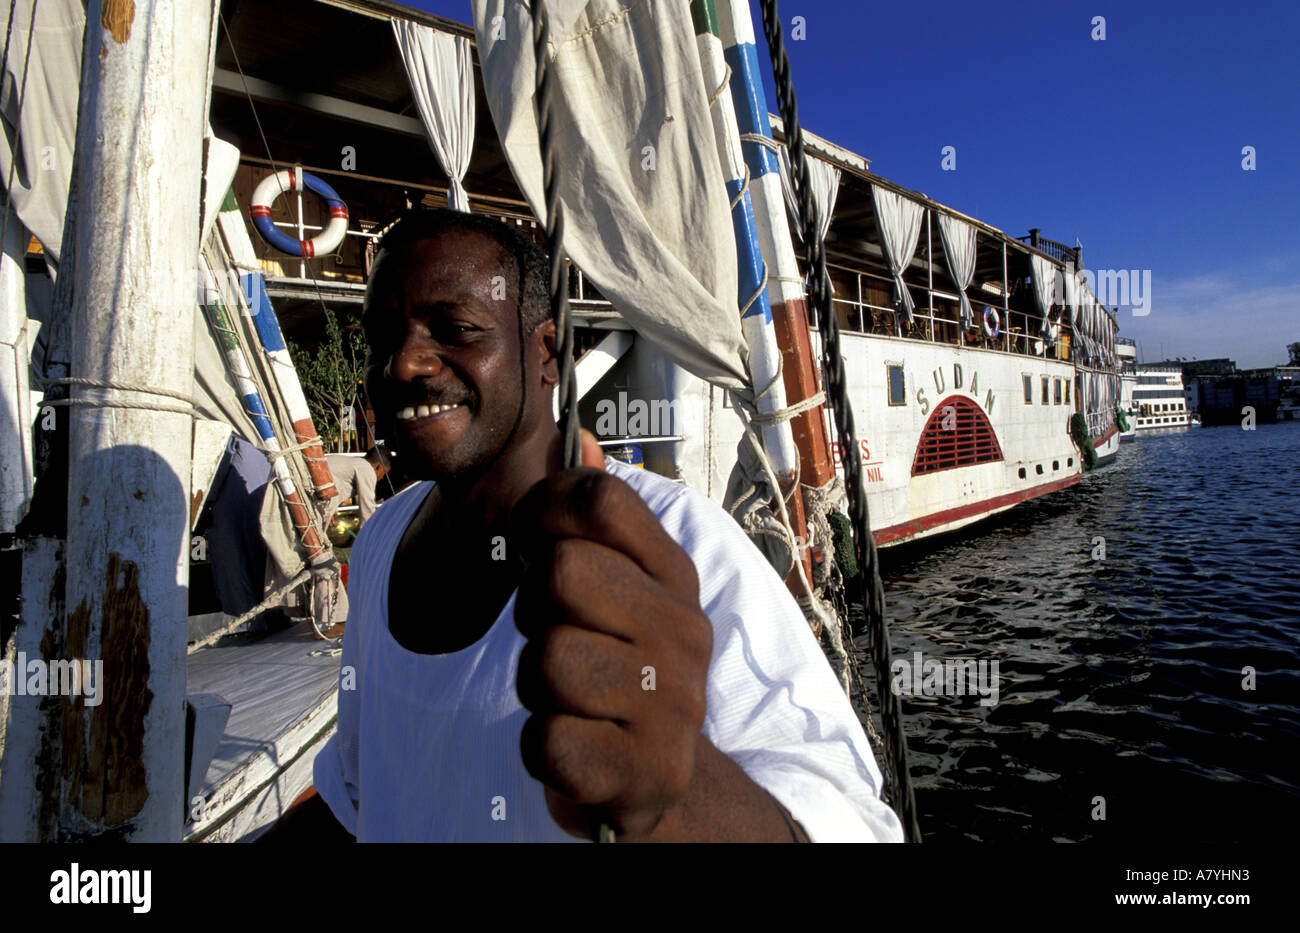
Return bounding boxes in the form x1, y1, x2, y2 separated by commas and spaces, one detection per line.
936, 213, 976, 331
392, 21, 476, 212
871, 185, 924, 322
1059, 266, 1080, 353
1030, 253, 1057, 335
1088, 287, 1099, 362
1062, 265, 1079, 326
471, 0, 747, 392
777, 144, 840, 246
1082, 285, 1099, 362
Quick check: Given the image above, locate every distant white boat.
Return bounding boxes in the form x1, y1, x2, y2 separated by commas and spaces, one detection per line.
1132, 364, 1194, 432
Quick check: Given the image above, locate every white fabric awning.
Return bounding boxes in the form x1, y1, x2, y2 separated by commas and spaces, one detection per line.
392, 20, 477, 212
936, 213, 976, 331
870, 186, 923, 322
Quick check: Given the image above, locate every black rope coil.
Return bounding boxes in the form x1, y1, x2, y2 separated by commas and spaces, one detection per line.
758, 0, 921, 842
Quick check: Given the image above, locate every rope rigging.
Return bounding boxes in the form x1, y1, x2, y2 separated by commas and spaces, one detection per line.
757, 0, 922, 842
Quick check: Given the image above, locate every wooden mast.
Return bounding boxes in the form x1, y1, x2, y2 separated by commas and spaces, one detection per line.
711, 0, 835, 604
0, 0, 213, 841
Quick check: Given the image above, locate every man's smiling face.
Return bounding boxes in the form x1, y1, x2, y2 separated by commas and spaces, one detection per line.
363, 228, 541, 481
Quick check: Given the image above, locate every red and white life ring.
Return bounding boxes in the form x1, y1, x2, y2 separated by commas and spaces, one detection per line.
982, 305, 1001, 339
249, 167, 349, 258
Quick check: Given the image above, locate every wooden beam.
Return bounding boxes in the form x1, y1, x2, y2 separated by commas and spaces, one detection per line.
212, 67, 426, 137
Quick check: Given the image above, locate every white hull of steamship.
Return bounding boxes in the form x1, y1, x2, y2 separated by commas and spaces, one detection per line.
610, 333, 1086, 549
828, 336, 1082, 546
1078, 362, 1122, 467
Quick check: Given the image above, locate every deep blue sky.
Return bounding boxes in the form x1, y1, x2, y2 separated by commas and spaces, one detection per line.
405, 0, 1299, 368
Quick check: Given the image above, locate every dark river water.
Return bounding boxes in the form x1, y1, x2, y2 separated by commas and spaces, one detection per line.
855, 421, 1300, 843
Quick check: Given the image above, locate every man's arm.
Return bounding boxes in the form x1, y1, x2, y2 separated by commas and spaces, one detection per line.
357, 467, 378, 523
513, 430, 900, 843
512, 435, 822, 842
636, 733, 810, 842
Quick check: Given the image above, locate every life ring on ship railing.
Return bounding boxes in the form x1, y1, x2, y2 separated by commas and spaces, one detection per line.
250, 167, 349, 258
982, 305, 1001, 339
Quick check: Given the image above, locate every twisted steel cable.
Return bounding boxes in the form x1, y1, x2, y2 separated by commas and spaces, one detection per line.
532, 3, 581, 472
758, 0, 921, 842
532, 0, 612, 843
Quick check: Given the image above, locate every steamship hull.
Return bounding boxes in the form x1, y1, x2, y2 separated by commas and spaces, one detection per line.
834, 338, 1082, 546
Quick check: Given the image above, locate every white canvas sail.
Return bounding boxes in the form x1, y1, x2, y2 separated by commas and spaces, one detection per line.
471, 0, 749, 395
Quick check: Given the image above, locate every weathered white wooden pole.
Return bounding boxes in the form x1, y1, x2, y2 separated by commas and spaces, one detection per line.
57, 0, 212, 841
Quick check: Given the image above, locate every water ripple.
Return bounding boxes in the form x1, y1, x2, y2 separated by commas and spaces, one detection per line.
854, 421, 1300, 842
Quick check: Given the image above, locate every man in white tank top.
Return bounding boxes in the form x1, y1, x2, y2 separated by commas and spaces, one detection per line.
276, 209, 902, 843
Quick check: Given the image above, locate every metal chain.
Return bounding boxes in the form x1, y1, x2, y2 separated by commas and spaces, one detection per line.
757, 0, 921, 843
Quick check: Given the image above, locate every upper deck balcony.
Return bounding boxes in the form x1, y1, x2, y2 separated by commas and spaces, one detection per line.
1015, 229, 1080, 267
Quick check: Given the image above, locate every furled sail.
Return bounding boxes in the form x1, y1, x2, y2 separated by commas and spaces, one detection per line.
0, 0, 81, 266
471, 0, 749, 394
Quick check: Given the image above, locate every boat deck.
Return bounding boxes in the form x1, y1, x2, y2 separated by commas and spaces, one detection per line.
185, 620, 340, 841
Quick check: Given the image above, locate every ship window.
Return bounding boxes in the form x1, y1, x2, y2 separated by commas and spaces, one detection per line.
1041, 377, 1049, 405
911, 396, 1004, 476
1068, 457, 1073, 467
1054, 379, 1062, 405
887, 365, 905, 406
1065, 381, 1070, 404
1023, 375, 1033, 404
1018, 467, 1026, 479
1036, 463, 1044, 474
1053, 460, 1059, 470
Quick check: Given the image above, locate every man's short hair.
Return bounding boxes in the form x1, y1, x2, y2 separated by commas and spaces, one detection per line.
374, 207, 551, 334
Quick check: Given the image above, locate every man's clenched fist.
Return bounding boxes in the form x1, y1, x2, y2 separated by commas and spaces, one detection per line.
511, 431, 714, 840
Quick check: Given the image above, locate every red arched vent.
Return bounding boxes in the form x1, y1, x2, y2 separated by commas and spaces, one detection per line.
911, 395, 1004, 476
